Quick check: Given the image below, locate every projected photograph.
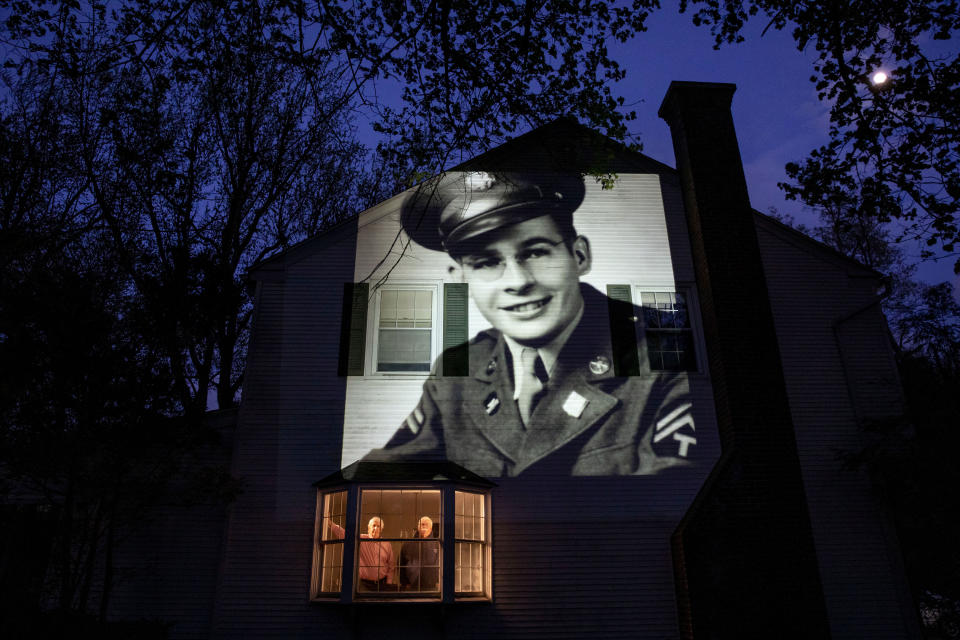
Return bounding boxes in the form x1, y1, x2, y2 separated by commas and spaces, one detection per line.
340, 171, 709, 478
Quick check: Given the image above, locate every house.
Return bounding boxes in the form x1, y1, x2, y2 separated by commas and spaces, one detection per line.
117, 82, 920, 638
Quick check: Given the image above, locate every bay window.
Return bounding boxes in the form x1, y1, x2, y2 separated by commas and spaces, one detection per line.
311, 462, 493, 603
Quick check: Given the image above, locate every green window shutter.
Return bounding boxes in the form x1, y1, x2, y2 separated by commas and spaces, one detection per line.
443, 283, 469, 376
606, 284, 640, 377
337, 282, 369, 376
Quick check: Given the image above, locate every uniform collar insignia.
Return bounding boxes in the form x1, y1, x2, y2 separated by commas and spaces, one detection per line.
589, 355, 611, 375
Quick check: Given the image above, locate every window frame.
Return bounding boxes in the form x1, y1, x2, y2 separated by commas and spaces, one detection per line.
453, 489, 490, 598
368, 282, 443, 377
633, 284, 705, 375
310, 489, 348, 598
355, 487, 444, 598
309, 483, 493, 604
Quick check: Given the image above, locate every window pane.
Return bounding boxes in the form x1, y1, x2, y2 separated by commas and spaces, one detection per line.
361, 489, 381, 523
661, 352, 680, 370
415, 290, 433, 324
320, 543, 343, 592
455, 542, 482, 593
471, 543, 482, 591
397, 290, 415, 324
657, 295, 674, 328
378, 329, 432, 372
674, 292, 689, 328
382, 490, 403, 518
643, 298, 660, 327
421, 491, 441, 523
399, 539, 441, 592
473, 493, 484, 521
322, 491, 346, 541
401, 491, 418, 537
380, 289, 397, 326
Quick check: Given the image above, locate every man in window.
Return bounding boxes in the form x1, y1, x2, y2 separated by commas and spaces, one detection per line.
330, 516, 396, 591
400, 516, 440, 591
367, 171, 695, 476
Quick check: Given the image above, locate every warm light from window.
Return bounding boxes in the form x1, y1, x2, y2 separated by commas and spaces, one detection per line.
871, 71, 888, 86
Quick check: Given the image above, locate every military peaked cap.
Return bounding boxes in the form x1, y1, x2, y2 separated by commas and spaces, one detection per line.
401, 171, 586, 253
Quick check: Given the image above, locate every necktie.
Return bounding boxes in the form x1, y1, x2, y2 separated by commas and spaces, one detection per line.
517, 348, 547, 426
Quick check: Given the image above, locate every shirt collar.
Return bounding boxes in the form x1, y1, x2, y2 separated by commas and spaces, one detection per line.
503, 298, 585, 399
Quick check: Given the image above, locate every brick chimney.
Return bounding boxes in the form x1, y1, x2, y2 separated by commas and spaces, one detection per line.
659, 82, 832, 638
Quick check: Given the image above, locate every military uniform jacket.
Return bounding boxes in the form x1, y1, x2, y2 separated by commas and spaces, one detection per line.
369, 285, 695, 477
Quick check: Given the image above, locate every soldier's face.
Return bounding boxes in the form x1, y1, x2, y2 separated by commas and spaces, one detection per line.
455, 216, 590, 346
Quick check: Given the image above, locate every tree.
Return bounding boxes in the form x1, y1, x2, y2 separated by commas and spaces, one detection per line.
3, 0, 383, 412
1, 66, 240, 628
676, 0, 960, 272
1, 0, 670, 410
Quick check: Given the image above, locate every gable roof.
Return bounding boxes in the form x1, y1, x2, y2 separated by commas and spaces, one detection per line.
247, 118, 882, 282
248, 118, 678, 275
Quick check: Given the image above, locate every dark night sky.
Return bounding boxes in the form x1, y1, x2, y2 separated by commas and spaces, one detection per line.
610, 10, 958, 295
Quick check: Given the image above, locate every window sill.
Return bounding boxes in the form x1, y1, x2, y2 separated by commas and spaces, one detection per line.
310, 596, 491, 605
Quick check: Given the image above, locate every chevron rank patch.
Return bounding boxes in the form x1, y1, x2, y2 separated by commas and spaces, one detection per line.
404, 403, 426, 434
653, 402, 696, 457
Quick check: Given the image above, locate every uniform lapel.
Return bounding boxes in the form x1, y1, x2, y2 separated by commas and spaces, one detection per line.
514, 286, 621, 473
460, 334, 525, 463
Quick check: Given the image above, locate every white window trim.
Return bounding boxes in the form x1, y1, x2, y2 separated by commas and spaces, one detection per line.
309, 484, 493, 604
367, 282, 443, 377
632, 283, 706, 375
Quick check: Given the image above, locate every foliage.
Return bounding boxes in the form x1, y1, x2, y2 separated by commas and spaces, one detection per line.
678, 0, 960, 272
319, 0, 658, 179
840, 348, 960, 622
0, 6, 246, 620
2, 0, 380, 411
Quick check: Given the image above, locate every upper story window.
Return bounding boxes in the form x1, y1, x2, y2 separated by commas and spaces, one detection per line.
376, 288, 435, 372
637, 289, 698, 372
310, 462, 494, 603
338, 282, 469, 377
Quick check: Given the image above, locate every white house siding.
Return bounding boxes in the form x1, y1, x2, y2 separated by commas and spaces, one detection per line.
756, 217, 922, 638
211, 221, 361, 638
